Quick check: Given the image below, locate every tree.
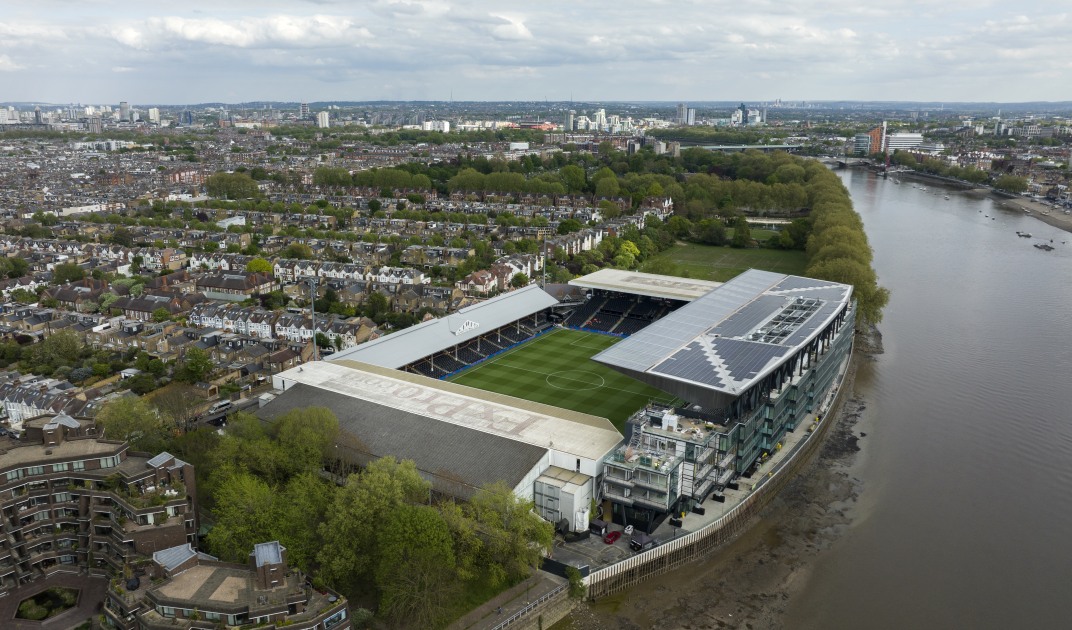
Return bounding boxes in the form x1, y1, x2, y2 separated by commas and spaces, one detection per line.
52, 263, 85, 284
176, 347, 214, 383
559, 165, 586, 193
376, 505, 458, 627
152, 384, 202, 433
205, 471, 278, 562
276, 473, 335, 573
152, 307, 172, 323
318, 458, 430, 594
994, 174, 1028, 194
364, 292, 389, 321
466, 482, 553, 586
731, 216, 752, 248
557, 218, 583, 234
126, 372, 157, 395
510, 273, 529, 288
95, 396, 169, 452
206, 172, 259, 200
245, 258, 273, 274
282, 243, 314, 259
272, 407, 340, 480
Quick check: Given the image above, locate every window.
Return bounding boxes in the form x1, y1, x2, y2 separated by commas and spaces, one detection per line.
160, 607, 175, 618
99, 456, 119, 469
25, 466, 45, 477
53, 462, 69, 473
71, 461, 85, 471
5, 470, 20, 482
324, 609, 347, 629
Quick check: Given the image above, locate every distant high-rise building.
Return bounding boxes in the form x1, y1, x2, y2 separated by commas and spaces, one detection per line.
299, 102, 310, 119
686, 108, 696, 126
565, 110, 575, 131
88, 117, 102, 134
33, 106, 43, 125
181, 110, 194, 126
593, 109, 606, 128
676, 103, 687, 125
316, 111, 330, 128
119, 101, 130, 122
148, 107, 160, 124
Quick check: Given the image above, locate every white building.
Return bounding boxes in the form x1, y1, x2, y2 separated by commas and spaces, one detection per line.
885, 133, 924, 152
316, 111, 330, 128
421, 120, 450, 133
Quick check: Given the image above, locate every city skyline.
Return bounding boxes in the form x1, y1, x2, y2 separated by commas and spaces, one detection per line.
0, 1, 1069, 104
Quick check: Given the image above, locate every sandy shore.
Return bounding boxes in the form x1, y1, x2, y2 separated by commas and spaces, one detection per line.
991, 195, 1072, 235
560, 330, 882, 630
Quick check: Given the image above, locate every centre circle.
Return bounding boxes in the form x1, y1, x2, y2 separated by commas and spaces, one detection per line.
545, 370, 606, 391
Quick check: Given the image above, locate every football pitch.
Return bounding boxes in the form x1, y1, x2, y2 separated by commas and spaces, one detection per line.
448, 328, 677, 429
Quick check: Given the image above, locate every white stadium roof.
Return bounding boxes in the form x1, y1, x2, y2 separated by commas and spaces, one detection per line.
272, 360, 623, 462
569, 268, 721, 301
593, 269, 853, 397
327, 284, 558, 368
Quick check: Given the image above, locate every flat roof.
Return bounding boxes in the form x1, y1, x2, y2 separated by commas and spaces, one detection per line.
593, 269, 853, 395
569, 268, 721, 302
273, 360, 622, 462
328, 284, 559, 368
0, 438, 121, 470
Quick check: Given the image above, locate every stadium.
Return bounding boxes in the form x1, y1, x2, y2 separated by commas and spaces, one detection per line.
263, 268, 855, 534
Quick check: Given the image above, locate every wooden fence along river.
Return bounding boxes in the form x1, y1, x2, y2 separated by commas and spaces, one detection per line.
585, 351, 855, 599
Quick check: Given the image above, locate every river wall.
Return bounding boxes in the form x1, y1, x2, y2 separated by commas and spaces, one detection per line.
583, 349, 856, 600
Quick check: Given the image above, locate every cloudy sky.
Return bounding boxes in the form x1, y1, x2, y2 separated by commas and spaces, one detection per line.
1, 0, 1069, 105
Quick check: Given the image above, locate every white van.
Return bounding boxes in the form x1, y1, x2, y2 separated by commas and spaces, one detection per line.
208, 400, 232, 415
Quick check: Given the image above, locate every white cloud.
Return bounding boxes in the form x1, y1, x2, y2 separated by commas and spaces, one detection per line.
487, 14, 532, 41
112, 14, 371, 51
0, 1, 1070, 102
0, 54, 24, 71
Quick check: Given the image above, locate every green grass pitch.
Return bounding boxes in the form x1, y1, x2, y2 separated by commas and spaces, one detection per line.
448, 328, 677, 430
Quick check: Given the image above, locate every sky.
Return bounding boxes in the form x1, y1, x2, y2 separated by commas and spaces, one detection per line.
1, 0, 1070, 105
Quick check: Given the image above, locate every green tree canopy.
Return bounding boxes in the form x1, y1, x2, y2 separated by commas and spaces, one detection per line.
245, 257, 273, 273
52, 262, 85, 284
95, 396, 170, 452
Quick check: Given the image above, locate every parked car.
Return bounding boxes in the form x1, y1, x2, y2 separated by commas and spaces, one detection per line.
629, 533, 658, 552
603, 531, 621, 545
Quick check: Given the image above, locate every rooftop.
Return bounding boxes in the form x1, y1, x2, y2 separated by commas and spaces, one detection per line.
272, 360, 623, 462
569, 268, 721, 301
593, 269, 853, 395
327, 284, 558, 368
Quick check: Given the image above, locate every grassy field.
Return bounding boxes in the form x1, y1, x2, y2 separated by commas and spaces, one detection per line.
448, 328, 676, 429
641, 242, 807, 281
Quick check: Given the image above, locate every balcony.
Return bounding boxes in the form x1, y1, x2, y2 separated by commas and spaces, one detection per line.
632, 493, 671, 510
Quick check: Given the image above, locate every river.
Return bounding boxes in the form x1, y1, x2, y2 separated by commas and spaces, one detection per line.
566, 169, 1072, 630
786, 170, 1072, 629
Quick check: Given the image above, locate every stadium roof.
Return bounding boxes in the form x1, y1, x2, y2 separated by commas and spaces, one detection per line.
327, 284, 558, 368
271, 361, 623, 463
593, 269, 853, 398
569, 268, 721, 301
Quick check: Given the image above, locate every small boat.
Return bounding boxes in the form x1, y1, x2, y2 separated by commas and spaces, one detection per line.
1034, 243, 1054, 251
943, 195, 950, 200
1016, 232, 1032, 238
